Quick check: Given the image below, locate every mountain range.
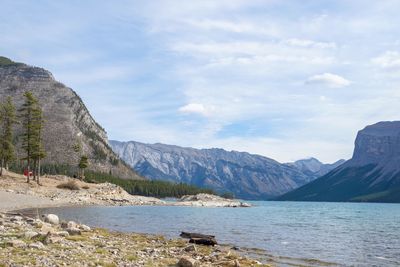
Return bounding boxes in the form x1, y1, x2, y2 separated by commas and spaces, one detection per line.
4, 56, 398, 203
278, 121, 400, 202
110, 140, 344, 199
0, 56, 142, 180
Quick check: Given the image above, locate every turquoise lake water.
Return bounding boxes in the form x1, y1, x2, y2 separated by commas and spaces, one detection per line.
37, 201, 400, 266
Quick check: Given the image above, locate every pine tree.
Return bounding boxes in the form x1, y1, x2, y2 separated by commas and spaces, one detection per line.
0, 97, 17, 176
78, 155, 89, 180
73, 141, 82, 179
19, 91, 44, 183
31, 102, 46, 185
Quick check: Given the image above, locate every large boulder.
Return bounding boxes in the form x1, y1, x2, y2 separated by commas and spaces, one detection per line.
177, 257, 198, 267
43, 214, 59, 225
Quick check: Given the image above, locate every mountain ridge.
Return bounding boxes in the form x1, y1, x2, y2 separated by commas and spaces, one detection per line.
0, 56, 143, 180
110, 139, 343, 199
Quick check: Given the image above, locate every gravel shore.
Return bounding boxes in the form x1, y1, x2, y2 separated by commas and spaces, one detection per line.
0, 211, 269, 267
0, 171, 264, 266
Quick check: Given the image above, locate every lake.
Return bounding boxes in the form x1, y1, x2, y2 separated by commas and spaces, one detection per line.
35, 201, 400, 266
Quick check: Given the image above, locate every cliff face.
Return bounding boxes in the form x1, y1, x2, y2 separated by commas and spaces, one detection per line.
109, 140, 337, 199
0, 58, 142, 180
351, 121, 400, 169
278, 121, 400, 203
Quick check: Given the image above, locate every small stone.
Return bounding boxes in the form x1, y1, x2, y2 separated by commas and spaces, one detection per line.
56, 231, 70, 237
80, 224, 91, 231
0, 225, 4, 231
13, 220, 23, 226
66, 227, 81, 236
24, 231, 39, 239
40, 223, 55, 235
10, 215, 23, 222
184, 244, 197, 252
177, 256, 198, 267
43, 214, 59, 225
34, 219, 44, 228
7, 239, 27, 248
62, 221, 77, 229
44, 233, 62, 244
29, 242, 45, 249
26, 218, 35, 224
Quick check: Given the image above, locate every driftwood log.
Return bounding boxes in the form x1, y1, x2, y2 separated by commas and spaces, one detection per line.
180, 232, 218, 246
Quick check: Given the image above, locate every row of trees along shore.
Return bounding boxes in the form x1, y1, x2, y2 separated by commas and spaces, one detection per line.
0, 92, 46, 184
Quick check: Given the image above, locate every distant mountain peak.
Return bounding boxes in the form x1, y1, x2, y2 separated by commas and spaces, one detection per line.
278, 121, 400, 203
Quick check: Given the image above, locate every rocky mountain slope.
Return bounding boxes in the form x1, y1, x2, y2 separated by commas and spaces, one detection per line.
278, 121, 400, 203
0, 57, 142, 180
286, 158, 345, 178
110, 140, 342, 199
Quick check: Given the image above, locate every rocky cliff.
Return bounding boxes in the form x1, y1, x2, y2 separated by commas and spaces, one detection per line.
278, 121, 400, 203
109, 140, 340, 199
0, 57, 142, 180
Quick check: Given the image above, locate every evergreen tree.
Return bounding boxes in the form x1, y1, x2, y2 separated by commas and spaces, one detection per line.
79, 155, 88, 180
19, 91, 42, 183
0, 97, 17, 176
73, 141, 82, 178
31, 103, 46, 185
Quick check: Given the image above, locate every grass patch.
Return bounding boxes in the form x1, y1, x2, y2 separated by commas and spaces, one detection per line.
95, 248, 108, 254
57, 181, 80, 190
126, 254, 139, 261
97, 262, 117, 267
65, 235, 87, 242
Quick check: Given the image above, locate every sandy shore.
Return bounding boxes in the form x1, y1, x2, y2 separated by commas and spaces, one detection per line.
0, 190, 67, 212
0, 171, 250, 213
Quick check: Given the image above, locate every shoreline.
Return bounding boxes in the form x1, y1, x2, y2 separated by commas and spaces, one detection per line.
0, 171, 251, 213
0, 208, 338, 267
0, 210, 268, 267
0, 172, 336, 266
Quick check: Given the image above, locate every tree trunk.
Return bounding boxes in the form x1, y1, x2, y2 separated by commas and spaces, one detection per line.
0, 158, 3, 176
26, 161, 30, 183
37, 158, 41, 185
180, 232, 216, 239
189, 238, 218, 246
180, 232, 218, 246
33, 160, 37, 181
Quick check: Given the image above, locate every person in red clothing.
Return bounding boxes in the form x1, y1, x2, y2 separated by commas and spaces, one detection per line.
23, 169, 33, 178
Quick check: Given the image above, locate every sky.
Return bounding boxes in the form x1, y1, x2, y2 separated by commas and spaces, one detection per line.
1, 0, 400, 163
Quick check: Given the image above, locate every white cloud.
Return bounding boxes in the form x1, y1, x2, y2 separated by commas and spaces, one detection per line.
305, 73, 351, 88
285, 38, 336, 49
184, 19, 254, 33
372, 51, 400, 68
179, 103, 211, 116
